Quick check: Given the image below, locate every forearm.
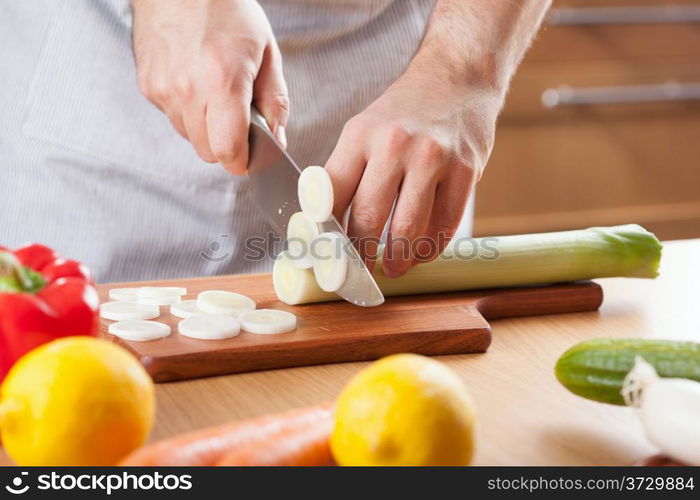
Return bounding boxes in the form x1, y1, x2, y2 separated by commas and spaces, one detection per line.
409, 0, 552, 95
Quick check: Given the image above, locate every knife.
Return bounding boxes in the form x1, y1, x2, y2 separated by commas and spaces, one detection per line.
247, 107, 385, 307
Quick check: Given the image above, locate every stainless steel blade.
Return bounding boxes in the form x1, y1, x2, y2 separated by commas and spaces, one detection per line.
317, 217, 385, 307
247, 108, 384, 307
247, 109, 302, 236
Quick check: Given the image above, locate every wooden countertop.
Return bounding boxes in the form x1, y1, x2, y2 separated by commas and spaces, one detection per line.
2, 239, 697, 465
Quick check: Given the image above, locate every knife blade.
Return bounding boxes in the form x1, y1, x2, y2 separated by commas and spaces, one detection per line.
247, 108, 385, 307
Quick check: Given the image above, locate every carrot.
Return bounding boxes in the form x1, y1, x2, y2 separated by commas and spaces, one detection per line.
215, 412, 334, 466
119, 402, 334, 466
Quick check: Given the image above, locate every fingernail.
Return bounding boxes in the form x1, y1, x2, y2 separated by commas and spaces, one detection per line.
274, 125, 287, 149
383, 269, 398, 278
382, 265, 405, 279
382, 265, 406, 278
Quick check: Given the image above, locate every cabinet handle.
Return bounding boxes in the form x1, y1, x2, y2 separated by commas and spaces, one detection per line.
548, 6, 700, 25
541, 82, 700, 108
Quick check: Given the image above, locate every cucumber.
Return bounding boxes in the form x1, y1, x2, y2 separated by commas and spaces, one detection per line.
555, 338, 700, 405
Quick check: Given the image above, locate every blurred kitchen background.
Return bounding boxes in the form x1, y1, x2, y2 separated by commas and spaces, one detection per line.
473, 0, 700, 240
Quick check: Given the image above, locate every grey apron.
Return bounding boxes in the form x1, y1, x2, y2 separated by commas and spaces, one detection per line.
0, 0, 471, 283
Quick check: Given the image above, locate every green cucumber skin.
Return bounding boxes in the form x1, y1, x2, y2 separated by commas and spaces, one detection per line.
555, 338, 700, 405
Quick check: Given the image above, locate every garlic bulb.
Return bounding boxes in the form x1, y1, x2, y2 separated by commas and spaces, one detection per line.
622, 356, 700, 466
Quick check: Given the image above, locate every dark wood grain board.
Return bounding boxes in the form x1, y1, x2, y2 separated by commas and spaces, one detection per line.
98, 274, 603, 382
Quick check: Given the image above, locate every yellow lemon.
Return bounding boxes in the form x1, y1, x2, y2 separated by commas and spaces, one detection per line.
331, 353, 476, 466
0, 336, 155, 466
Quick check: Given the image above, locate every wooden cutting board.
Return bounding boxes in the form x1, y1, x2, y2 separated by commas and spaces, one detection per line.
98, 275, 603, 382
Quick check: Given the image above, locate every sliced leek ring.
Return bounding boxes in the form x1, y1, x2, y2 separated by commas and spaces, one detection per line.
108, 320, 171, 341
170, 299, 204, 319
239, 309, 297, 334
286, 211, 320, 269
197, 290, 256, 317
298, 166, 334, 223
311, 232, 348, 292
138, 294, 182, 306
178, 314, 240, 340
100, 301, 160, 321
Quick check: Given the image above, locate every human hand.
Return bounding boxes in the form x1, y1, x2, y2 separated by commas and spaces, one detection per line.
326, 64, 503, 278
131, 0, 288, 174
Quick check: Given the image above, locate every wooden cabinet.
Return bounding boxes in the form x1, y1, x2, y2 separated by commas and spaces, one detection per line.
474, 0, 700, 239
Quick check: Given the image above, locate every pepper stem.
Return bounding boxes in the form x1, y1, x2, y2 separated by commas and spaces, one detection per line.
0, 251, 36, 292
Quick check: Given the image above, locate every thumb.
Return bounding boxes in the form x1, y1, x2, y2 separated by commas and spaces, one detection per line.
253, 42, 290, 148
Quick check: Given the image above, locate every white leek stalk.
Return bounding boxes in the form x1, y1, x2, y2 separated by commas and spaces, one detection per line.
273, 224, 662, 305
273, 251, 336, 305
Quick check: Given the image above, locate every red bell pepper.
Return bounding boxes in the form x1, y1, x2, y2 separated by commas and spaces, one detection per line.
0, 244, 99, 381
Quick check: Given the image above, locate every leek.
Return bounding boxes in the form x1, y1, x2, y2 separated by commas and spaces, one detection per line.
273, 224, 662, 305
